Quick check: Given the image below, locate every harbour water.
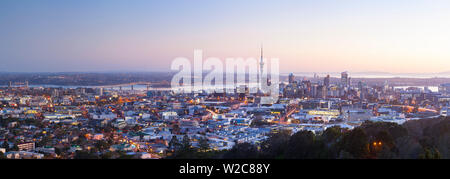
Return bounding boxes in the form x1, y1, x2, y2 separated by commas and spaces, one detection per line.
1, 84, 440, 92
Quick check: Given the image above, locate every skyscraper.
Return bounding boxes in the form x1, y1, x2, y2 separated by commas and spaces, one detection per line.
288, 73, 295, 84
358, 81, 366, 100
439, 83, 450, 95
324, 75, 330, 88
341, 72, 349, 87
260, 45, 264, 81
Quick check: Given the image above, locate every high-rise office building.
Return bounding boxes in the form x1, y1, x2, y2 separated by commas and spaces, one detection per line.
324, 75, 330, 88
439, 83, 450, 95
288, 73, 295, 84
341, 72, 349, 87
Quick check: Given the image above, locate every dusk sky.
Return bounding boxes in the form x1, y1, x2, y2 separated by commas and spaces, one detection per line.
1, 0, 450, 73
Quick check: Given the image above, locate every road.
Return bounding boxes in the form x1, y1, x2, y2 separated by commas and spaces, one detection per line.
280, 105, 298, 124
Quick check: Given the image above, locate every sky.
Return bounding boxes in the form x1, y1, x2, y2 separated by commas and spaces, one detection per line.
1, 0, 450, 73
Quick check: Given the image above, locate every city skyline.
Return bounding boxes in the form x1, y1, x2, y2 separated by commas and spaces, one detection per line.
1, 0, 450, 73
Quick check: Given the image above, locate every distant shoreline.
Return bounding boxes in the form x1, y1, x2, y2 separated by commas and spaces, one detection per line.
0, 71, 449, 88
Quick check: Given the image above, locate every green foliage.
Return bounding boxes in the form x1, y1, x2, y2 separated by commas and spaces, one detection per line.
375, 131, 395, 149
419, 148, 441, 159
168, 135, 180, 150
322, 126, 344, 144
166, 117, 450, 159
74, 150, 99, 159
169, 135, 195, 159
181, 135, 191, 152
223, 143, 259, 159
11, 144, 19, 151
94, 140, 111, 151
198, 137, 209, 153
117, 153, 135, 159
260, 130, 291, 158
37, 136, 51, 148
100, 151, 114, 159
1, 141, 9, 151
250, 115, 271, 127
285, 131, 319, 159
0, 118, 44, 128
361, 121, 408, 140
340, 128, 369, 159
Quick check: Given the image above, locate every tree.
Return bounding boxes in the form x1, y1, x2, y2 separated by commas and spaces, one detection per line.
181, 135, 192, 152
223, 143, 259, 159
101, 151, 114, 159
375, 131, 395, 149
340, 128, 369, 159
250, 115, 270, 127
395, 136, 422, 159
171, 135, 194, 158
37, 136, 50, 147
168, 136, 180, 151
361, 121, 408, 140
172, 124, 180, 134
11, 144, 19, 151
1, 141, 9, 151
54, 147, 62, 155
94, 140, 110, 151
117, 152, 135, 159
285, 131, 318, 159
419, 148, 441, 159
198, 137, 210, 153
321, 126, 345, 158
322, 126, 344, 144
0, 151, 6, 159
74, 150, 98, 159
260, 130, 291, 158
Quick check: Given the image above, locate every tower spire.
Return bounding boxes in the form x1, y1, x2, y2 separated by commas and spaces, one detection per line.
260, 44, 264, 64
